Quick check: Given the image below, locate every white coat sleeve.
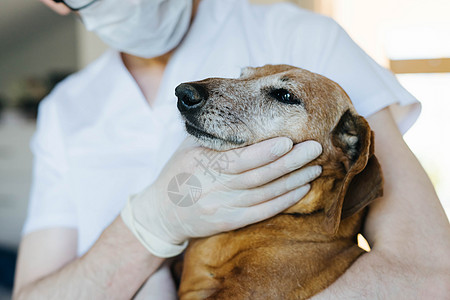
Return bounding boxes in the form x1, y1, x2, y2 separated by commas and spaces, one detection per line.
22, 95, 77, 235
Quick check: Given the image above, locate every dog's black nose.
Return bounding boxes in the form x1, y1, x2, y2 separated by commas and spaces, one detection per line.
176, 83, 208, 112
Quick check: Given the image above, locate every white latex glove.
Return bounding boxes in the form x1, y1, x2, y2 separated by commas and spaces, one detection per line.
121, 136, 322, 257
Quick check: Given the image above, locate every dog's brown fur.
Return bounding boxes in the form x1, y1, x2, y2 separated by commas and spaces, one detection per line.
175, 65, 383, 299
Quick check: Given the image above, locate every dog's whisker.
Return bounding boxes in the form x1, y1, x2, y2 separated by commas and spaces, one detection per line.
229, 113, 255, 136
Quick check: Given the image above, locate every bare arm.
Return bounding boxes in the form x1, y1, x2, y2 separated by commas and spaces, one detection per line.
313, 107, 450, 299
13, 217, 164, 300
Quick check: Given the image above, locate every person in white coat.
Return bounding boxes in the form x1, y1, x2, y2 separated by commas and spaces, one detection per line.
13, 0, 450, 299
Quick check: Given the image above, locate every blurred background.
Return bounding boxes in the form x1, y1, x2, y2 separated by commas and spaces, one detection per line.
0, 0, 449, 298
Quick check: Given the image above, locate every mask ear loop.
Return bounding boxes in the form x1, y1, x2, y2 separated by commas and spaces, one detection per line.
53, 0, 99, 11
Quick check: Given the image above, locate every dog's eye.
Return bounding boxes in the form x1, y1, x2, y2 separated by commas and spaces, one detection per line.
269, 88, 299, 105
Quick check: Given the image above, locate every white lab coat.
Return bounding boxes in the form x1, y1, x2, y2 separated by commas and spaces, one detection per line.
23, 0, 419, 257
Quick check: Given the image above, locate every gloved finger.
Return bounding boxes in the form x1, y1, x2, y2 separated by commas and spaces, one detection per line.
229, 140, 322, 189
231, 165, 321, 207
238, 184, 311, 226
202, 137, 294, 174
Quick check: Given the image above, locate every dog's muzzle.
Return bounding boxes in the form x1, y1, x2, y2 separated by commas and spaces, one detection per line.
175, 82, 246, 148
175, 82, 216, 140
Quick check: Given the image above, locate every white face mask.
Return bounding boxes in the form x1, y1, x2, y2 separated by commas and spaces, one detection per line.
76, 0, 193, 58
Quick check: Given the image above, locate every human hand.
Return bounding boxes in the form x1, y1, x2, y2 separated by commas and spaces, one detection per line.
121, 136, 322, 257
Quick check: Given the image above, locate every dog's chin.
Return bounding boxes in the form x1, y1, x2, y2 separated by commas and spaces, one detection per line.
185, 122, 245, 151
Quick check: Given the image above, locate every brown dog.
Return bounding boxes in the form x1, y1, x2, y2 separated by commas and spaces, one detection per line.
175, 65, 383, 299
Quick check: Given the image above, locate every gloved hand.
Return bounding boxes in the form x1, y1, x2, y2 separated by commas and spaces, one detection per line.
121, 136, 322, 257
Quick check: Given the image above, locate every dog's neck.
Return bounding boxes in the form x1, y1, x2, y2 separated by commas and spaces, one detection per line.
284, 147, 346, 216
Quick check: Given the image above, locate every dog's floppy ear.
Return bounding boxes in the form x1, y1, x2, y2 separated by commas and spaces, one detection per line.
323, 110, 383, 234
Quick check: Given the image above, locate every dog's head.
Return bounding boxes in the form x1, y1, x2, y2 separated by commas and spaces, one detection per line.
176, 65, 383, 234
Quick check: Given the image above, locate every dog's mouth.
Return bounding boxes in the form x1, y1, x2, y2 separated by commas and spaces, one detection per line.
184, 121, 246, 149
185, 122, 221, 141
